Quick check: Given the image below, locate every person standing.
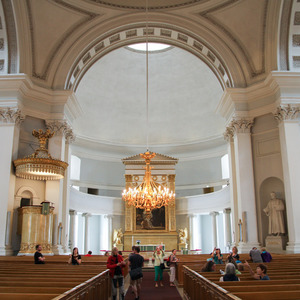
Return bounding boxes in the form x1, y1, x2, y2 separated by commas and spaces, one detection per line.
153, 247, 165, 287
129, 246, 144, 300
68, 247, 82, 265
34, 244, 45, 264
107, 247, 126, 300
169, 249, 178, 286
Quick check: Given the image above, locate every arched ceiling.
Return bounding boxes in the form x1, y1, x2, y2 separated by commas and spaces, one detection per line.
74, 45, 225, 150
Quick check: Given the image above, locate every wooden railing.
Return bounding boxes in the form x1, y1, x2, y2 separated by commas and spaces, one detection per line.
183, 266, 241, 300
52, 269, 111, 300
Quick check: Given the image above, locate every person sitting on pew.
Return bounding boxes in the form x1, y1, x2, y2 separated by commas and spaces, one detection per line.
84, 250, 92, 256
34, 244, 45, 264
261, 247, 272, 263
244, 261, 270, 280
69, 247, 82, 265
249, 247, 263, 263
201, 261, 216, 272
227, 246, 240, 263
219, 263, 240, 281
210, 247, 223, 264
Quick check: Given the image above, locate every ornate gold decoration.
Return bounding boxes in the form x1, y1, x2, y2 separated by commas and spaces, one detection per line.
122, 151, 175, 215
14, 129, 68, 180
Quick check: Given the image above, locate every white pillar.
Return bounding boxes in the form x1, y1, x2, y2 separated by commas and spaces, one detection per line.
230, 118, 259, 251
210, 211, 219, 248
83, 213, 91, 254
105, 215, 113, 251
45, 120, 74, 254
224, 128, 238, 246
274, 105, 300, 253
223, 208, 232, 252
188, 215, 195, 250
69, 210, 77, 251
0, 108, 23, 255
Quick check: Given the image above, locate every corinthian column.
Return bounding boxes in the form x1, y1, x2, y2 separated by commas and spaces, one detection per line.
224, 127, 238, 246
45, 120, 75, 254
274, 104, 300, 253
229, 118, 259, 251
0, 108, 24, 255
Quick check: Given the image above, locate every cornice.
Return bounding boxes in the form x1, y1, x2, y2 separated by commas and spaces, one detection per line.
0, 74, 82, 122
216, 71, 300, 122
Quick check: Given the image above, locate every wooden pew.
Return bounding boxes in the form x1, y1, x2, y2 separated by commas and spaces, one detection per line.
183, 254, 300, 300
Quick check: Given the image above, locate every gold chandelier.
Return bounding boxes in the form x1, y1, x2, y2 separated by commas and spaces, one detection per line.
122, 151, 175, 214
122, 0, 175, 214
14, 129, 68, 180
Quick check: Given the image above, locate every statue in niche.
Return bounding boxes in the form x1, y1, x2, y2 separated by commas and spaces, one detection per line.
113, 228, 123, 246
178, 228, 188, 244
263, 192, 285, 235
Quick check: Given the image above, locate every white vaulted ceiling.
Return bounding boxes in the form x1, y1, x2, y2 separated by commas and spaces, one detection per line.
74, 46, 224, 151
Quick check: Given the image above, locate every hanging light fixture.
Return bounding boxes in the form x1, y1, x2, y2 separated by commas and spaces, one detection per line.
122, 0, 175, 215
14, 129, 68, 180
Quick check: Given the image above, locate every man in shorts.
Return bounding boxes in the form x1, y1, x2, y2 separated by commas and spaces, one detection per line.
129, 246, 144, 300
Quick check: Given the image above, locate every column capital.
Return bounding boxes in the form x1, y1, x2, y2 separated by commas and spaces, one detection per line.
45, 120, 75, 143
228, 118, 254, 134
69, 209, 77, 216
273, 104, 300, 123
209, 211, 219, 217
168, 174, 176, 182
223, 208, 231, 214
0, 107, 25, 126
223, 126, 234, 142
82, 213, 91, 218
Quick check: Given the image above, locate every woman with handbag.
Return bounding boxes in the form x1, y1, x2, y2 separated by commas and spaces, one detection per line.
153, 247, 165, 287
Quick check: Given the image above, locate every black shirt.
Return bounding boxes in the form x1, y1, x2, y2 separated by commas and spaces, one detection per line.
34, 251, 45, 264
129, 253, 144, 269
71, 254, 81, 265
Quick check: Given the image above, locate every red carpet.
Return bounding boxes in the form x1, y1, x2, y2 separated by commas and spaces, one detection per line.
125, 270, 182, 300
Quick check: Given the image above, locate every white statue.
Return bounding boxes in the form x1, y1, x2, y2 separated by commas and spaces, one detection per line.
178, 228, 188, 244
263, 192, 285, 235
113, 228, 123, 246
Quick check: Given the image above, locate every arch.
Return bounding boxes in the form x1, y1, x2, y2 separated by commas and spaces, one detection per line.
64, 23, 234, 92
49, 12, 248, 90
15, 186, 39, 207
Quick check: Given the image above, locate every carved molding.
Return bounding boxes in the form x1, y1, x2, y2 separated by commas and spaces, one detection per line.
273, 104, 300, 122
0, 108, 25, 125
228, 118, 254, 134
45, 120, 75, 143
223, 126, 234, 142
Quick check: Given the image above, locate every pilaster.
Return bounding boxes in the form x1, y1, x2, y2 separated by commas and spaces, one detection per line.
0, 107, 24, 255
274, 104, 300, 253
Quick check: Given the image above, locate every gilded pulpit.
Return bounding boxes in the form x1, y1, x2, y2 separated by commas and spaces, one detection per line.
122, 153, 178, 251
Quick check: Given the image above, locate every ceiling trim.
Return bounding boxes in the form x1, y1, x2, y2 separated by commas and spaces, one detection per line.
66, 23, 233, 91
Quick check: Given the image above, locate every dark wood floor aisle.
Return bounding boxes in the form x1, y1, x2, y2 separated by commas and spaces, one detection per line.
125, 270, 183, 300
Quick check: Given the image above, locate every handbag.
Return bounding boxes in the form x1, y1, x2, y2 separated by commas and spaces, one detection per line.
130, 267, 143, 280
160, 262, 165, 270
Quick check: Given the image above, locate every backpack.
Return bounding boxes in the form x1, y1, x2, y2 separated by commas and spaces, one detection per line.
166, 255, 171, 266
